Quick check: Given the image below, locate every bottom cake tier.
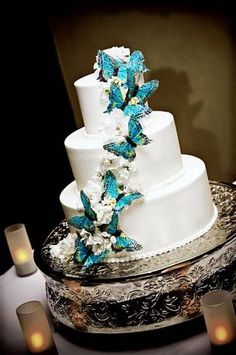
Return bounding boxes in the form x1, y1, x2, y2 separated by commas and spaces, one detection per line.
35, 182, 236, 333
60, 155, 217, 261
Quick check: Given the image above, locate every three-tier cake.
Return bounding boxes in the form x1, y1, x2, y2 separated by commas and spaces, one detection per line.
35, 47, 235, 333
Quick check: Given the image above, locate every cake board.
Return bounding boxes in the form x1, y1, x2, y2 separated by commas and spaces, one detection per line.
34, 181, 236, 334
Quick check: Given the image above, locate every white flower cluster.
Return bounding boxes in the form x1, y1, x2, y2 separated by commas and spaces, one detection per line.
103, 46, 130, 62
49, 233, 77, 263
98, 109, 128, 138
80, 228, 116, 256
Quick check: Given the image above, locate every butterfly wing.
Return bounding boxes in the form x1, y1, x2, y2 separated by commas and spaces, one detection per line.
105, 212, 119, 235
117, 64, 128, 82
135, 80, 159, 104
105, 82, 125, 113
103, 141, 136, 161
68, 215, 95, 233
74, 238, 88, 263
115, 192, 143, 213
80, 190, 97, 222
97, 50, 122, 81
84, 250, 109, 268
123, 103, 152, 119
128, 118, 151, 146
112, 232, 142, 252
128, 50, 148, 75
104, 170, 119, 199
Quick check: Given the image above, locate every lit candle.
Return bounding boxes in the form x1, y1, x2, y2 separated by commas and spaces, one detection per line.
16, 300, 57, 354
201, 290, 236, 353
4, 223, 37, 276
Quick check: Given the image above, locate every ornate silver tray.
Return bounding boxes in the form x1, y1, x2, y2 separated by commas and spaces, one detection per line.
35, 181, 236, 333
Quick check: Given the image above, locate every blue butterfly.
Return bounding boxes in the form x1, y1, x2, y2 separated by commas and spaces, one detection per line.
128, 50, 148, 76
124, 79, 159, 115
97, 50, 125, 81
97, 49, 148, 83
105, 81, 126, 113
103, 118, 151, 161
104, 212, 142, 253
125, 51, 149, 97
74, 237, 108, 267
123, 104, 152, 120
135, 80, 159, 104
103, 170, 143, 212
68, 190, 97, 233
105, 79, 158, 117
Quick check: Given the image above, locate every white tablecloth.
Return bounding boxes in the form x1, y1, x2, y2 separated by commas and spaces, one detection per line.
0, 266, 212, 355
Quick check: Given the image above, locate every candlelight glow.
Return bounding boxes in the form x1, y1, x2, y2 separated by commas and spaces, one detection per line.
15, 248, 29, 263
30, 332, 44, 349
215, 326, 228, 342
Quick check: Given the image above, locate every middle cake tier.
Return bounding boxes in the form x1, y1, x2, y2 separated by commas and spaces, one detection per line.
65, 111, 183, 190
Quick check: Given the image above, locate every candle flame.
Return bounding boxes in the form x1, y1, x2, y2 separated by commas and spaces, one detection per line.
15, 248, 29, 263
30, 332, 44, 349
215, 326, 228, 342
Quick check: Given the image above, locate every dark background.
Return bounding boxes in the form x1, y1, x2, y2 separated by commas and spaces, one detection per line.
0, 3, 76, 274
1, 1, 235, 275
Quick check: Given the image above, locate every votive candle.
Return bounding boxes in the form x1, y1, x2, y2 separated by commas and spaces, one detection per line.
201, 290, 236, 352
4, 223, 37, 276
16, 301, 57, 354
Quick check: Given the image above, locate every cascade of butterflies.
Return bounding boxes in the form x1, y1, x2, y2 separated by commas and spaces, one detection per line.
69, 49, 159, 267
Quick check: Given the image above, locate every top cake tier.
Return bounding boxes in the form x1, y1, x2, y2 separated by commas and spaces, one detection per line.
74, 73, 108, 135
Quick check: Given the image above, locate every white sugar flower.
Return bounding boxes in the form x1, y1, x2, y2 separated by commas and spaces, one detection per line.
91, 232, 113, 255
102, 195, 117, 208
49, 233, 77, 262
93, 203, 113, 225
82, 229, 112, 256
99, 81, 110, 103
80, 229, 92, 242
104, 46, 130, 62
116, 167, 130, 186
84, 179, 103, 206
98, 108, 128, 139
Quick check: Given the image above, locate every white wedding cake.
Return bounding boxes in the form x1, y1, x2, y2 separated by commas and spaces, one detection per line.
52, 46, 217, 267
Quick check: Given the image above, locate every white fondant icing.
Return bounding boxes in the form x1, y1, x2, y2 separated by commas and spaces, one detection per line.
65, 111, 183, 191
74, 73, 108, 135
60, 155, 216, 261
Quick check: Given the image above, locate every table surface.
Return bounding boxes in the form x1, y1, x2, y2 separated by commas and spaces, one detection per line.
0, 266, 214, 355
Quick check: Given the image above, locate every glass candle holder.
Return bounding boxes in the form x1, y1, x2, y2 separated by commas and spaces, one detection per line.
16, 301, 57, 354
201, 290, 236, 353
4, 223, 37, 276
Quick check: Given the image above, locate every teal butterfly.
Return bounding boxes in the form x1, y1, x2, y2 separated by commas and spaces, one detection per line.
97, 49, 147, 84
104, 212, 142, 253
125, 50, 149, 98
97, 50, 124, 81
103, 170, 143, 212
74, 236, 108, 267
68, 190, 97, 233
135, 80, 159, 104
128, 50, 148, 76
103, 118, 151, 161
123, 104, 152, 120
105, 80, 158, 116
105, 81, 126, 113
124, 79, 159, 116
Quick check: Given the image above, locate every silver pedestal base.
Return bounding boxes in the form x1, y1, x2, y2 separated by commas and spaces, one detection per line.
35, 182, 236, 333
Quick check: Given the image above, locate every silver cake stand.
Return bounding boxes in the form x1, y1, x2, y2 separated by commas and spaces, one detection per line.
34, 181, 236, 334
